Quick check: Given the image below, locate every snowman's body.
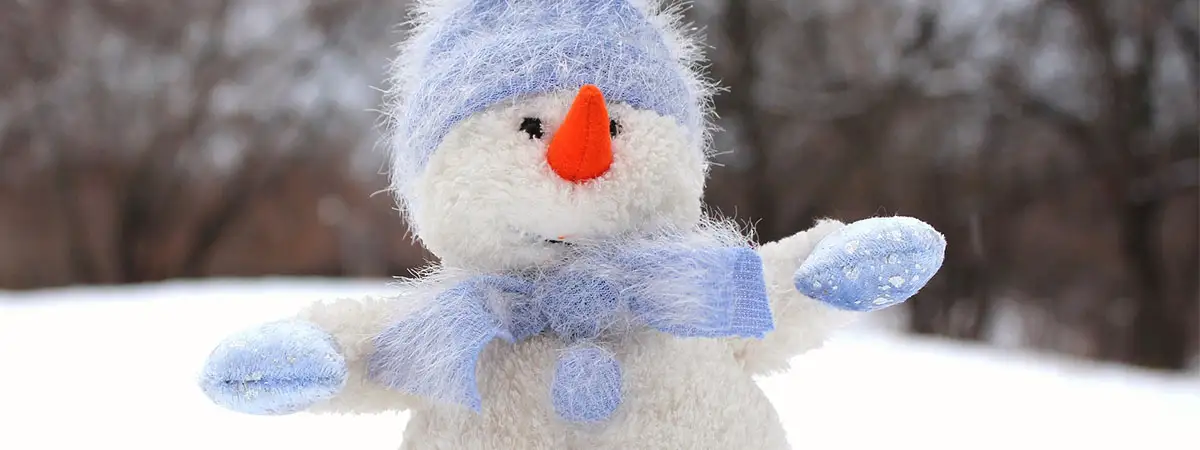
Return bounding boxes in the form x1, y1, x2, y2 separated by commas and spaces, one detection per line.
286, 83, 857, 448
197, 1, 947, 448
296, 209, 850, 450
402, 334, 789, 450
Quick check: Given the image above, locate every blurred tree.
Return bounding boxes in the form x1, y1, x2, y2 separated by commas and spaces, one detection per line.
0, 0, 427, 288
998, 0, 1199, 369
696, 0, 1198, 370
0, 0, 1195, 371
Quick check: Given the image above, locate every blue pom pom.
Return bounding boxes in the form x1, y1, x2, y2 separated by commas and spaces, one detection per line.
198, 320, 347, 415
551, 345, 622, 423
794, 217, 946, 312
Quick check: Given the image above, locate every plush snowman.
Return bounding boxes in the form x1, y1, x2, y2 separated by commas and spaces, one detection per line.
198, 1, 947, 449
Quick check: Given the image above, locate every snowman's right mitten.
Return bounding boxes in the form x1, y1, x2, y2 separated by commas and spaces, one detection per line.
198, 320, 348, 415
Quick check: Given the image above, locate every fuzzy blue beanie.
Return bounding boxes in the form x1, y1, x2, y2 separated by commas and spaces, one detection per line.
384, 0, 711, 215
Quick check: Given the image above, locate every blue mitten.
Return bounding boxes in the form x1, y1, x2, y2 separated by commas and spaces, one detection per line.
198, 320, 348, 415
794, 217, 946, 312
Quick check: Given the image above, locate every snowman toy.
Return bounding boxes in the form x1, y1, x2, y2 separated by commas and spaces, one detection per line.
198, 1, 947, 449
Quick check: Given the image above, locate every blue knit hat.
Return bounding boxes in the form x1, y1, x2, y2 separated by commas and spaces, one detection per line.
384, 0, 712, 212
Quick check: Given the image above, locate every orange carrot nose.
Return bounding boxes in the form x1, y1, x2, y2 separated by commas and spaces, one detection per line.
546, 85, 613, 183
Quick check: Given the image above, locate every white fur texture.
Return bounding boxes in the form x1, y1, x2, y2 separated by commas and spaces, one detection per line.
288, 2, 867, 447
290, 222, 860, 449
410, 90, 707, 272
299, 267, 487, 414
382, 0, 719, 231
297, 295, 421, 414
298, 295, 795, 449
733, 219, 860, 376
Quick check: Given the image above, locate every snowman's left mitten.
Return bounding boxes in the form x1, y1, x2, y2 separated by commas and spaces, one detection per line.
793, 216, 946, 312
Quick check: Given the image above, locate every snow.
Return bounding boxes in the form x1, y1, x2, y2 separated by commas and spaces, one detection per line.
1, 279, 1196, 450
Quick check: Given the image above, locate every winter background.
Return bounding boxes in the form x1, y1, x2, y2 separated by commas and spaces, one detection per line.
1, 1, 1197, 449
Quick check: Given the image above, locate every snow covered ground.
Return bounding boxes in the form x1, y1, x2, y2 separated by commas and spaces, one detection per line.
1, 278, 1196, 450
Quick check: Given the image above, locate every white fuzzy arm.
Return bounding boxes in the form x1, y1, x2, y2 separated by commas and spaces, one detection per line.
296, 296, 420, 414
732, 219, 859, 376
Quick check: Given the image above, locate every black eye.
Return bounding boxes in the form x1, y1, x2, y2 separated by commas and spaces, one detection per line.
609, 119, 622, 137
520, 117, 544, 139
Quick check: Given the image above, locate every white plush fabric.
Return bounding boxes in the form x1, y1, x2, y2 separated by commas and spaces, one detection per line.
290, 1, 863, 448
292, 96, 857, 445
381, 0, 718, 235
296, 223, 849, 450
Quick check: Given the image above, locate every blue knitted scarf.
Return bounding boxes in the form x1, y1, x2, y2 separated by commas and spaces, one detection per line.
366, 229, 774, 423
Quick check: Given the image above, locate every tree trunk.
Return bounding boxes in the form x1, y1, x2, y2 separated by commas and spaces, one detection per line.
719, 0, 777, 241
1120, 199, 1189, 370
